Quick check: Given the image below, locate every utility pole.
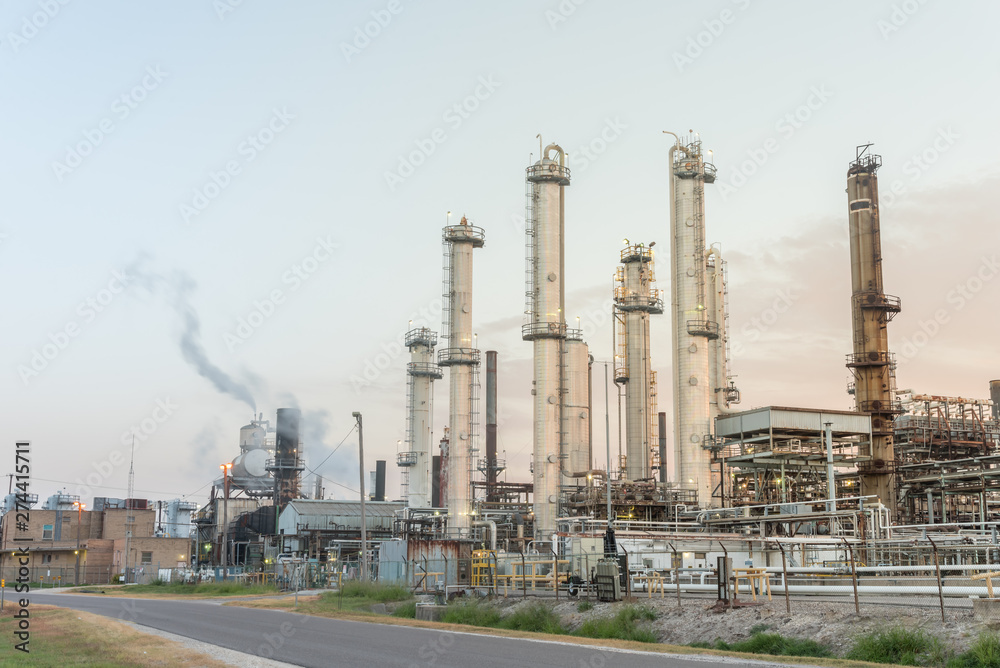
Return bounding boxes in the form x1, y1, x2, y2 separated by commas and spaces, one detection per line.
352, 412, 368, 582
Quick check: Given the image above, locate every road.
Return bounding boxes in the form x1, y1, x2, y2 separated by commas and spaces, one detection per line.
34, 590, 796, 668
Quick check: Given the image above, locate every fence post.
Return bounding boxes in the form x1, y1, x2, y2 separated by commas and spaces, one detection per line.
668, 542, 680, 608
718, 541, 732, 610
927, 537, 946, 623
841, 537, 860, 615
521, 552, 527, 599
550, 545, 558, 601
775, 541, 791, 614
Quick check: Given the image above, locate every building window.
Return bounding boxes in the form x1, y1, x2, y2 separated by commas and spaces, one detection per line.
695, 552, 707, 560
43, 524, 53, 540
141, 551, 152, 564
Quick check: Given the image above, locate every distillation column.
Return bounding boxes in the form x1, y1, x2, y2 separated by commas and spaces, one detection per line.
438, 217, 485, 533
667, 133, 719, 507
563, 336, 591, 486
613, 244, 663, 480
523, 142, 571, 541
846, 145, 902, 512
400, 327, 442, 508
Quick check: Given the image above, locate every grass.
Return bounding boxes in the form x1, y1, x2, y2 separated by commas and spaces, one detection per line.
441, 600, 503, 627
78, 581, 281, 598
845, 627, 946, 666
501, 603, 565, 634
573, 605, 658, 643
947, 632, 1000, 668
577, 600, 593, 612
0, 604, 231, 666
339, 580, 412, 603
392, 601, 418, 618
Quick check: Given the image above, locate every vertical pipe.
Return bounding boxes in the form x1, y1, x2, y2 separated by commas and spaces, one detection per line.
375, 460, 386, 502
354, 412, 368, 583
825, 422, 836, 512
485, 351, 498, 500
658, 412, 668, 484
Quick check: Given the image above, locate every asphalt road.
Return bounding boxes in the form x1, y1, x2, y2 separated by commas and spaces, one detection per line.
33, 590, 793, 668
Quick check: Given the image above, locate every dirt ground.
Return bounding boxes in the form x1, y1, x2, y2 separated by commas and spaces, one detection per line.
478, 595, 986, 656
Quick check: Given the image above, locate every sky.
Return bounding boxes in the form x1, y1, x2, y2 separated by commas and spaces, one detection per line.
1, 1, 998, 510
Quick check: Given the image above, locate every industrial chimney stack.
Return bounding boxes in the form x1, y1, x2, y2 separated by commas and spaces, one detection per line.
846, 144, 903, 512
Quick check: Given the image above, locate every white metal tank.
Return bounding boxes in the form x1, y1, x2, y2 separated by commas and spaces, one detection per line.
564, 337, 591, 480
239, 421, 267, 450
232, 449, 269, 478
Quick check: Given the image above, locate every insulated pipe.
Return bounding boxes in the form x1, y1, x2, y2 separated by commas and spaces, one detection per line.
472, 519, 497, 551
705, 247, 737, 417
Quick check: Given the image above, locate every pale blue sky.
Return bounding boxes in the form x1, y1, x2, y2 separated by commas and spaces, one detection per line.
2, 1, 998, 506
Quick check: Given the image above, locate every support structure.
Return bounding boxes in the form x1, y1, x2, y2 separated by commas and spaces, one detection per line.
845, 144, 902, 512
524, 140, 572, 542
613, 243, 663, 481
438, 216, 484, 533
399, 327, 442, 508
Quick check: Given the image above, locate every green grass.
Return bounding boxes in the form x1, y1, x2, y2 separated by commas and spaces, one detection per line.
392, 601, 418, 618
846, 627, 946, 666
339, 580, 412, 603
947, 632, 1000, 668
500, 603, 565, 634
573, 605, 658, 643
689, 632, 831, 658
122, 581, 280, 596
441, 600, 503, 627
577, 600, 593, 612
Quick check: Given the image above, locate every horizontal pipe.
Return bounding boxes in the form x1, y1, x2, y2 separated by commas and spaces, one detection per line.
636, 582, 990, 598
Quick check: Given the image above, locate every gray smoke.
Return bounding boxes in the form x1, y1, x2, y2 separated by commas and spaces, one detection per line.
128, 257, 256, 412
174, 276, 256, 412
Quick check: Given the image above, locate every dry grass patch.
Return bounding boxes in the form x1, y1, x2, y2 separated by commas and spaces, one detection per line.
0, 604, 231, 666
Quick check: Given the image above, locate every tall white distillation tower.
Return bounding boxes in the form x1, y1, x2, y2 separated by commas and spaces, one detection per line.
666, 132, 738, 508
438, 215, 484, 533
523, 140, 571, 542
613, 243, 663, 481
399, 326, 442, 508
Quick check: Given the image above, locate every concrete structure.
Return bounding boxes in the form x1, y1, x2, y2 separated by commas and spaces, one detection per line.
614, 244, 663, 480
523, 141, 572, 541
399, 327, 442, 508
846, 145, 902, 512
438, 216, 484, 533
